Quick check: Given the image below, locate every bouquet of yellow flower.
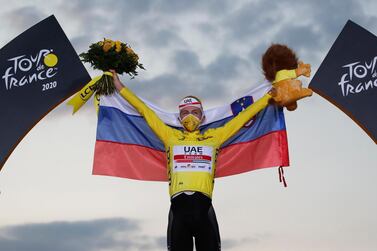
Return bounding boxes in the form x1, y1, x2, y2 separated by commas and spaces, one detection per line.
79, 38, 144, 95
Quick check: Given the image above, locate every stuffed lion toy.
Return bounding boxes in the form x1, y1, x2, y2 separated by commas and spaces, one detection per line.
262, 44, 313, 111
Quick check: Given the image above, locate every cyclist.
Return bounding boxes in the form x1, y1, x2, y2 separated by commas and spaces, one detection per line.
110, 66, 308, 251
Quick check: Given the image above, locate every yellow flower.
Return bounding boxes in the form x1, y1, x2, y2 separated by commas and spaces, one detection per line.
115, 41, 122, 52
102, 41, 114, 52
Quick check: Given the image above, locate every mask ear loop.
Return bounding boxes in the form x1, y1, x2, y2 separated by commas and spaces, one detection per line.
177, 115, 185, 128
200, 111, 205, 124
177, 110, 186, 125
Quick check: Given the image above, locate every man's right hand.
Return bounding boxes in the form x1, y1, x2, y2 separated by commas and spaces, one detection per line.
109, 69, 124, 91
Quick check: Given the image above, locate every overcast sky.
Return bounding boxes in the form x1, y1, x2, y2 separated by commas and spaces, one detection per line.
0, 0, 376, 251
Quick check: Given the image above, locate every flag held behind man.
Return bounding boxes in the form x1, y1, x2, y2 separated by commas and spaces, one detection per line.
93, 83, 290, 181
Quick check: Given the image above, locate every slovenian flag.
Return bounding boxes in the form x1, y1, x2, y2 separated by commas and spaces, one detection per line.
93, 82, 289, 181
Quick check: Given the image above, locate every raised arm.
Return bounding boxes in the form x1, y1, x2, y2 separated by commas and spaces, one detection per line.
111, 70, 177, 144
212, 92, 272, 146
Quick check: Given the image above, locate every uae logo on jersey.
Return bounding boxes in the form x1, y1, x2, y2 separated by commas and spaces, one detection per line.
230, 96, 255, 127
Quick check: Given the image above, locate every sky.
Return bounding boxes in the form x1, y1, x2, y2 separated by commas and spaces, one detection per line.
0, 0, 376, 250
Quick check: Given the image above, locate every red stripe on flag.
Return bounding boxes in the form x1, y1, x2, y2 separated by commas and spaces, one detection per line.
93, 141, 167, 181
92, 130, 289, 181
216, 130, 289, 177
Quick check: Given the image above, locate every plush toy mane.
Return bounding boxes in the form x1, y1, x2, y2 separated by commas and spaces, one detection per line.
262, 44, 298, 82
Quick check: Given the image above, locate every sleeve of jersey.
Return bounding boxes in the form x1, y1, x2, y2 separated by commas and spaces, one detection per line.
119, 87, 173, 144
214, 93, 272, 145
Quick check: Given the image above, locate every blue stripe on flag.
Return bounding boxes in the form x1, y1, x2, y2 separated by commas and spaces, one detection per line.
97, 107, 165, 151
201, 105, 286, 147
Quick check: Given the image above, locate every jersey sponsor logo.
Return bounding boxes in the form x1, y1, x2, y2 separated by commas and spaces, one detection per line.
184, 98, 193, 103
173, 146, 213, 173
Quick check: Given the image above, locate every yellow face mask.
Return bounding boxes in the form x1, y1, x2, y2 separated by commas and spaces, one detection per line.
181, 114, 201, 132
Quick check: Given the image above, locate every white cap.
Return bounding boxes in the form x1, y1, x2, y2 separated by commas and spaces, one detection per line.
178, 96, 203, 111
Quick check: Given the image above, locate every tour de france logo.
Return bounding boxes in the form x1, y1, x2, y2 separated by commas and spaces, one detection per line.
338, 56, 377, 97
2, 49, 59, 91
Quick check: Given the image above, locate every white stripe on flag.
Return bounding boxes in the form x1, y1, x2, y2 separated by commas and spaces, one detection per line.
99, 81, 272, 127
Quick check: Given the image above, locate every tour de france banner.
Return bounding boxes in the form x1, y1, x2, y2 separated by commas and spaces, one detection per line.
309, 20, 377, 144
0, 15, 91, 170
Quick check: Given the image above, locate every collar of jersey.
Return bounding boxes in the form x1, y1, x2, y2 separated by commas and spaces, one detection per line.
183, 130, 201, 135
